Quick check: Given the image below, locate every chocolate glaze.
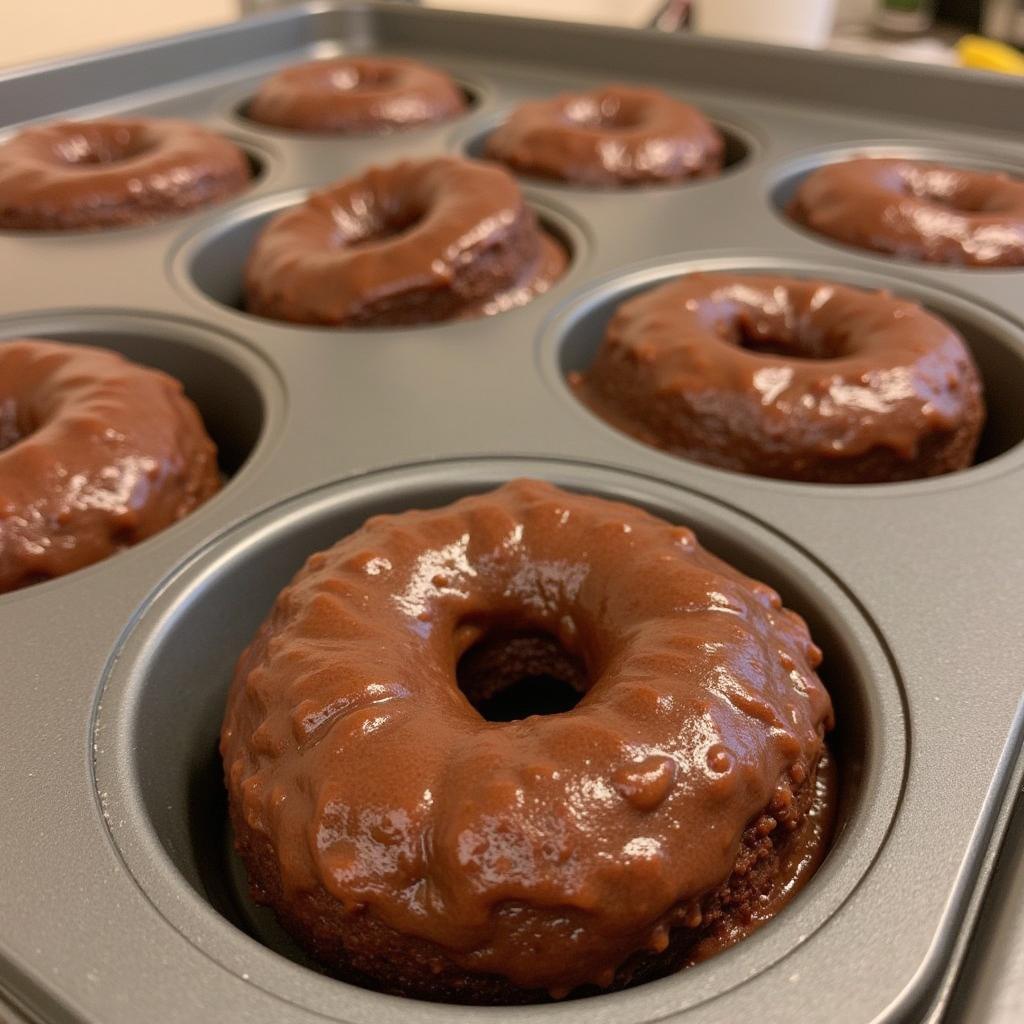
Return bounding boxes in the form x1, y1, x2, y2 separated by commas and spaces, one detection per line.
245, 157, 567, 327
246, 56, 467, 134
572, 274, 985, 483
0, 119, 251, 231
0, 339, 220, 593
485, 84, 724, 187
222, 479, 835, 1002
789, 158, 1024, 267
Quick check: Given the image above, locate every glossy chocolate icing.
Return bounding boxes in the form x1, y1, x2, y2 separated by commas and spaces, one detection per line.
245, 157, 567, 326
0, 119, 251, 231
0, 340, 220, 593
789, 158, 1024, 267
221, 479, 834, 1001
485, 84, 724, 187
246, 56, 467, 134
572, 274, 985, 483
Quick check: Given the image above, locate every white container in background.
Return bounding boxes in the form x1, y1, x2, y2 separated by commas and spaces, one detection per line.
835, 0, 874, 24
695, 0, 839, 48
423, 0, 660, 28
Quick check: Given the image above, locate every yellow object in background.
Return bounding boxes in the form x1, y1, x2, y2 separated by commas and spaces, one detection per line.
956, 35, 1024, 76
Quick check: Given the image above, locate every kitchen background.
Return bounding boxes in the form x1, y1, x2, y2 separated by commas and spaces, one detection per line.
1, 1, 1020, 70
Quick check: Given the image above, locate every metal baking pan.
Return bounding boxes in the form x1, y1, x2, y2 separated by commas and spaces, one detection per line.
1, 3, 1023, 1021
945, 780, 1024, 1023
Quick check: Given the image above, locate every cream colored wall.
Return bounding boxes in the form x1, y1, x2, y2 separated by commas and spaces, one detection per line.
0, 1, 670, 69
0, 0, 903, 73
0, 0, 237, 69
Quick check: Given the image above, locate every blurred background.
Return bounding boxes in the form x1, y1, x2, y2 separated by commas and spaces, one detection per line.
1, 0, 1022, 71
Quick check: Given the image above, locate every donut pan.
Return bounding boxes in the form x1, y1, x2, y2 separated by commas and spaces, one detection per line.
1, 4, 1023, 1022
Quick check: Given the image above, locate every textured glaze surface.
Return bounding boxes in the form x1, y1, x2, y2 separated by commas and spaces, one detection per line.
572, 273, 985, 482
245, 157, 566, 326
221, 480, 833, 1001
0, 339, 220, 593
789, 158, 1024, 268
485, 84, 723, 187
246, 55, 467, 134
0, 118, 251, 230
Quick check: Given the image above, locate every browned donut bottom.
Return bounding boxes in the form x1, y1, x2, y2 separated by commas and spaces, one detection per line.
245, 157, 567, 326
0, 339, 220, 593
0, 119, 251, 230
485, 84, 724, 187
572, 274, 985, 483
246, 56, 467, 134
788, 157, 1024, 267
222, 480, 836, 1003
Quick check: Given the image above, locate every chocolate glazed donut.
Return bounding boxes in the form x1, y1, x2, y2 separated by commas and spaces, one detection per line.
572, 274, 985, 483
789, 158, 1024, 267
0, 119, 251, 231
246, 56, 467, 134
0, 340, 220, 593
245, 157, 567, 326
222, 479, 836, 1004
485, 84, 724, 187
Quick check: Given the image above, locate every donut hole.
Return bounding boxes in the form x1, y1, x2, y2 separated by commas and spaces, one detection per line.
456, 623, 588, 721
732, 316, 843, 360
334, 201, 427, 249
562, 96, 644, 132
54, 124, 154, 166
